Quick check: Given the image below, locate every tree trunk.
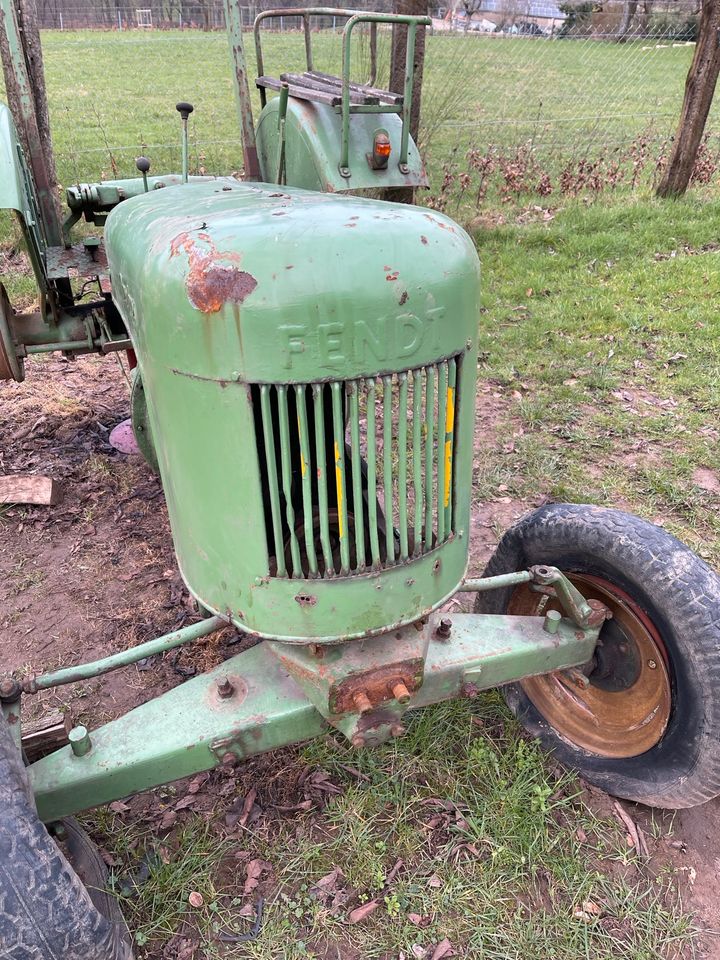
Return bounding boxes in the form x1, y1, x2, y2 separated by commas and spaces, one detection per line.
389, 0, 427, 144
0, 0, 62, 240
387, 0, 427, 203
657, 0, 720, 198
615, 0, 639, 40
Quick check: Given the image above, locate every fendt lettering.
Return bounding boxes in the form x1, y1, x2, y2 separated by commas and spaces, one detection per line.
281, 308, 445, 371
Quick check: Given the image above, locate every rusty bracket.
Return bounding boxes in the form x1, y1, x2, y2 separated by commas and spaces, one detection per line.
529, 565, 610, 630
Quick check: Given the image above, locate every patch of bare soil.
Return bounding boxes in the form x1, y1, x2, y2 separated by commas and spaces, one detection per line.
2, 357, 720, 957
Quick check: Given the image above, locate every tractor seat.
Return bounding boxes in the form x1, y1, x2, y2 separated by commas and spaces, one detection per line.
256, 70, 403, 110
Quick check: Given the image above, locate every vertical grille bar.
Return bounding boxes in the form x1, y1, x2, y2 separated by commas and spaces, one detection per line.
412, 368, 423, 557
295, 385, 318, 577
397, 372, 409, 560
382, 375, 394, 564
365, 377, 381, 568
436, 361, 448, 545
348, 381, 366, 571
444, 357, 457, 535
312, 384, 334, 576
254, 355, 461, 579
424, 364, 436, 549
331, 381, 350, 575
277, 385, 302, 577
260, 385, 286, 577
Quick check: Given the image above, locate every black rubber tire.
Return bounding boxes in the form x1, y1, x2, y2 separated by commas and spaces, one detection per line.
474, 503, 720, 809
0, 714, 133, 959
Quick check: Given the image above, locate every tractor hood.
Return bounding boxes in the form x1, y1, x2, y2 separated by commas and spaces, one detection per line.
104, 181, 481, 643
105, 180, 480, 384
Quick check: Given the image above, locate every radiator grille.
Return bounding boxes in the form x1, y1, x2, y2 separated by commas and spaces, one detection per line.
251, 356, 460, 579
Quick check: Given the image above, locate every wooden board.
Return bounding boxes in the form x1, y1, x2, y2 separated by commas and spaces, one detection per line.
0, 475, 62, 506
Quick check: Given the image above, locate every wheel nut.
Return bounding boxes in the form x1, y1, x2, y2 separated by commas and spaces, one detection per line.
648, 659, 657, 670
353, 691, 373, 714
391, 681, 411, 704
435, 617, 452, 640
216, 676, 234, 699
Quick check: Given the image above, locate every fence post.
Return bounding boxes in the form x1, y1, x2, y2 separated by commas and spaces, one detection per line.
59, 11, 62, 29
117, 10, 122, 30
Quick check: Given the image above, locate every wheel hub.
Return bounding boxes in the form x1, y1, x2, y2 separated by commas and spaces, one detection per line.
509, 573, 671, 759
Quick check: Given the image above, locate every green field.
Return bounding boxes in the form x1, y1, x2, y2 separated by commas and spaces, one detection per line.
3, 25, 720, 960
0, 29, 709, 189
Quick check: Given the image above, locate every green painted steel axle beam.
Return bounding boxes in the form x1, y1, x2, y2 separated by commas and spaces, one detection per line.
29, 610, 600, 823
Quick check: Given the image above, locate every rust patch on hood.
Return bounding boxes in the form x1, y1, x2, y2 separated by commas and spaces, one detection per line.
170, 231, 257, 314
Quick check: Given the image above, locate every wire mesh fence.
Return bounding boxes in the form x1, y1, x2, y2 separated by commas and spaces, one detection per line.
3, 6, 718, 203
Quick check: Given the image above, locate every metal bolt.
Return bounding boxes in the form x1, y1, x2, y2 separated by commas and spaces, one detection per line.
390, 723, 405, 738
0, 678, 20, 701
461, 682, 479, 699
308, 643, 324, 658
648, 659, 657, 670
391, 681, 411, 704
353, 691, 373, 715
435, 618, 452, 640
351, 734, 365, 748
69, 725, 91, 758
543, 609, 562, 635
216, 676, 234, 699
221, 751, 237, 766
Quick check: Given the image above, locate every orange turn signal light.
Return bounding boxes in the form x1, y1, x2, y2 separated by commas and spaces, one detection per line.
369, 130, 391, 170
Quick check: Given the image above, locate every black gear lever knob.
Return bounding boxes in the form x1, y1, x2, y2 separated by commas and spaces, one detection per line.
175, 101, 194, 121
135, 156, 150, 174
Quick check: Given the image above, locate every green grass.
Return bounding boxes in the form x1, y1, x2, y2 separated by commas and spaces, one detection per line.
85, 696, 696, 958
471, 194, 720, 567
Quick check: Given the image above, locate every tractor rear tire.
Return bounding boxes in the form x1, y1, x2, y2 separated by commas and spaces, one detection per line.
475, 503, 720, 809
0, 714, 133, 959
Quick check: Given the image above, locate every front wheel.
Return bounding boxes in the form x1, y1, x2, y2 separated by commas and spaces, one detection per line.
475, 503, 720, 809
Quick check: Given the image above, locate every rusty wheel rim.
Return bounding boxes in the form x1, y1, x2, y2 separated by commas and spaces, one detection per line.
509, 573, 672, 759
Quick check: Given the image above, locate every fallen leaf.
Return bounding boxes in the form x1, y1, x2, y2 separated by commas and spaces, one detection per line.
244, 858, 271, 895
174, 794, 196, 811
158, 809, 177, 831
313, 866, 344, 893
411, 946, 427, 959
427, 873, 442, 889
188, 891, 204, 908
109, 800, 130, 814
431, 939, 455, 960
348, 900, 379, 923
187, 773, 209, 795
408, 913, 424, 926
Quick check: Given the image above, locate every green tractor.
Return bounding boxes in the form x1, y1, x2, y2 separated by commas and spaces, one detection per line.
1, 1, 720, 957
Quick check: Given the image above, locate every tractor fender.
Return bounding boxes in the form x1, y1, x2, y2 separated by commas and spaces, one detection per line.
255, 96, 428, 194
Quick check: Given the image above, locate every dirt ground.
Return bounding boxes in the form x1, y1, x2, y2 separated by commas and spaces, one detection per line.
1, 354, 720, 957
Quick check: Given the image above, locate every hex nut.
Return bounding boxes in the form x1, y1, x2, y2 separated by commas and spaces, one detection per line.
353, 691, 373, 715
